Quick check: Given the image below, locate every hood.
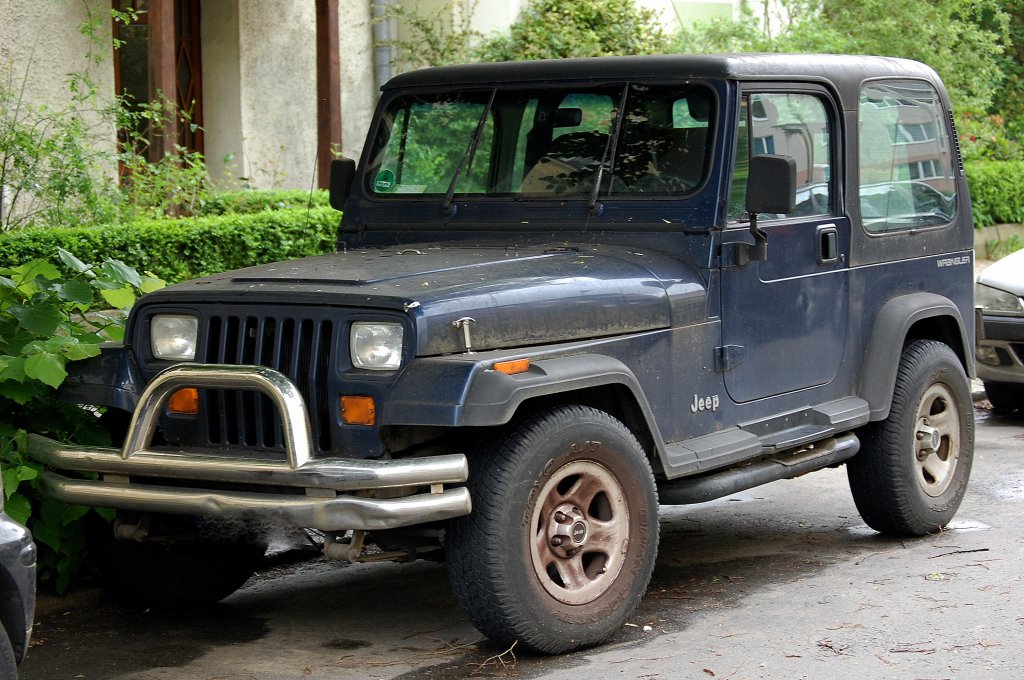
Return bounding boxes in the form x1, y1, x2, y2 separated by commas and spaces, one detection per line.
978, 249, 1024, 296
141, 244, 706, 355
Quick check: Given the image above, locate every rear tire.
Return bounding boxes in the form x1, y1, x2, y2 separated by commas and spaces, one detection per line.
88, 514, 266, 608
446, 405, 659, 654
983, 381, 1024, 413
848, 340, 974, 536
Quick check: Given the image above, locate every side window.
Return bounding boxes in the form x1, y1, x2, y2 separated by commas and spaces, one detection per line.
858, 80, 957, 232
728, 92, 833, 221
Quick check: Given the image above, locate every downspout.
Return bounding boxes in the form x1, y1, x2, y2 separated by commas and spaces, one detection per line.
372, 0, 395, 92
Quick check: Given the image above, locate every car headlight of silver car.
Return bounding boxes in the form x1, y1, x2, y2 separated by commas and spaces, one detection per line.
976, 283, 1023, 314
151, 314, 199, 361
351, 322, 404, 370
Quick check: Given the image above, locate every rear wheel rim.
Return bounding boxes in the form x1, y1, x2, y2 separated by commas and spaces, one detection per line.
913, 383, 960, 498
529, 459, 630, 605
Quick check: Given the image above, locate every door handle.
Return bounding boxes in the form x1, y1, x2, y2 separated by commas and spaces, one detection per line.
816, 224, 838, 265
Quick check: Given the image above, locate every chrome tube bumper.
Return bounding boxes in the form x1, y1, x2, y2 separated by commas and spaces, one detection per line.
27, 364, 471, 531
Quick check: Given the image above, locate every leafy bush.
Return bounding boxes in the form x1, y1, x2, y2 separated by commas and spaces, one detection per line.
193, 189, 329, 216
964, 160, 1024, 227
0, 206, 339, 285
477, 0, 668, 62
1, 250, 163, 592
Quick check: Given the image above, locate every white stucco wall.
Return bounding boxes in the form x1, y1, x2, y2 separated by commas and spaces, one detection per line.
339, 3, 376, 161
201, 1, 245, 186
234, 0, 319, 189
0, 0, 116, 155
0, 0, 115, 110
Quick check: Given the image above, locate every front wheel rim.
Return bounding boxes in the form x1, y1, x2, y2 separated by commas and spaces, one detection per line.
913, 383, 961, 498
529, 460, 630, 605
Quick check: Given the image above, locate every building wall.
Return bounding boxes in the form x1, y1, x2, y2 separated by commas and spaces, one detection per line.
201, 1, 245, 186
0, 0, 116, 154
203, 1, 376, 189
235, 0, 319, 189
339, 2, 377, 162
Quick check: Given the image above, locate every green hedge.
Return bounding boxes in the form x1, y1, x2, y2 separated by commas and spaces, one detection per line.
965, 160, 1024, 227
0, 206, 339, 284
192, 189, 330, 216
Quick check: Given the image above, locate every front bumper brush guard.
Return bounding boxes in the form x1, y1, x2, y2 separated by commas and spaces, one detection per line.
27, 364, 471, 531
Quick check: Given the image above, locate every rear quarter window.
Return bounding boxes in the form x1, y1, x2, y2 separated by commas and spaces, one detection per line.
858, 80, 957, 233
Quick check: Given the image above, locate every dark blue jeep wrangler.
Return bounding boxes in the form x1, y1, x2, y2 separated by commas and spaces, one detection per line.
26, 54, 975, 654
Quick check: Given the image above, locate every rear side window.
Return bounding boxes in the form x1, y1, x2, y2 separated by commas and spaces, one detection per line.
858, 80, 957, 233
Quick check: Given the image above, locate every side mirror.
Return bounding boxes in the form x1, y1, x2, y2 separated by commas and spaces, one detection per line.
745, 154, 796, 215
329, 158, 356, 211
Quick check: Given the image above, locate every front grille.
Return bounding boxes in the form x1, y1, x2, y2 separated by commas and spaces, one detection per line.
201, 314, 335, 453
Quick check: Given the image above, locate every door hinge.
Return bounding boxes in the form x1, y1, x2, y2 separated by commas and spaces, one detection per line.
715, 345, 744, 372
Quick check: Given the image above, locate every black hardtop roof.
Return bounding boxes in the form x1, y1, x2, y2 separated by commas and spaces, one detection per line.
383, 53, 942, 96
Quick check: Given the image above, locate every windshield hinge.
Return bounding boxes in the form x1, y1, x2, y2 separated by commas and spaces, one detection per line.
715, 345, 745, 372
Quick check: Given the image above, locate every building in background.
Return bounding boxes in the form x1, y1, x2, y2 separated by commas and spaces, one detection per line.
0, 0, 765, 192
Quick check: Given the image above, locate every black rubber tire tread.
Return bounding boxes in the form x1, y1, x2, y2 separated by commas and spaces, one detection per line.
88, 519, 265, 608
848, 340, 974, 537
446, 405, 659, 654
0, 622, 17, 680
983, 381, 1024, 413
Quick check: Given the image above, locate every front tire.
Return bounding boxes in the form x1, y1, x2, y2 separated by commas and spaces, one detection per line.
446, 405, 659, 654
848, 340, 974, 536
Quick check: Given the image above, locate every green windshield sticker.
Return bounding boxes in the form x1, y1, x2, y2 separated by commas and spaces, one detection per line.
374, 169, 396, 193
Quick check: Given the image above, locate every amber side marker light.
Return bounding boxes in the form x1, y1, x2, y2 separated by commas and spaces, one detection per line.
167, 388, 199, 415
341, 395, 377, 426
494, 358, 530, 375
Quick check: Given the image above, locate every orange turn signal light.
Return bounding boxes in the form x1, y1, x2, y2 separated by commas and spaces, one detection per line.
493, 358, 530, 375
167, 387, 199, 415
340, 395, 376, 426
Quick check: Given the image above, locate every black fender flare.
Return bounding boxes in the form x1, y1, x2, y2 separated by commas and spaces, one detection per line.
859, 292, 973, 420
384, 353, 665, 443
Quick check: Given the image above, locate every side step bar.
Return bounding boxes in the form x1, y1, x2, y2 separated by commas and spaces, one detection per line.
657, 432, 859, 505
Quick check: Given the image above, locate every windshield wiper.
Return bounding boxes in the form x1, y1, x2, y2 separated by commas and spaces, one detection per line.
443, 89, 497, 217
588, 83, 630, 216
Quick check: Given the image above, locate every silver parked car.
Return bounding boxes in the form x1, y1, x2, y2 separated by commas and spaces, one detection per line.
976, 248, 1024, 411
0, 475, 36, 679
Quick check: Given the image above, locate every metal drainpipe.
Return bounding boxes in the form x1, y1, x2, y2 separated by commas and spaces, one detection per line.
372, 0, 395, 92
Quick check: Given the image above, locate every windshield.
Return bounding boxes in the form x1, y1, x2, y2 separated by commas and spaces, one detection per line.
365, 83, 714, 199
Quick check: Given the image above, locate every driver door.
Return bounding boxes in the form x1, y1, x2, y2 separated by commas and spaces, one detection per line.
719, 87, 850, 404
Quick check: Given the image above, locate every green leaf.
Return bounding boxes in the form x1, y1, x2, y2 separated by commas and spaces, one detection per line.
99, 260, 142, 287
57, 280, 94, 305
100, 286, 136, 310
4, 493, 31, 526
61, 504, 89, 523
102, 325, 126, 342
11, 301, 64, 335
24, 352, 67, 389
2, 468, 19, 498
14, 259, 61, 284
57, 248, 92, 275
64, 342, 100, 361
140, 275, 166, 294
0, 382, 35, 405
0, 356, 26, 382
30, 512, 61, 552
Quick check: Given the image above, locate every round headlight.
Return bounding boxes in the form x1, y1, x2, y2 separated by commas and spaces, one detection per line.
151, 314, 199, 361
351, 322, 404, 370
